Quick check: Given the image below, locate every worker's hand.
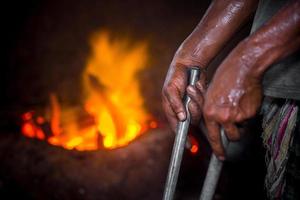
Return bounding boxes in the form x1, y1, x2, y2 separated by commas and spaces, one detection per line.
203, 41, 263, 160
161, 0, 260, 133
203, 0, 300, 160
162, 52, 206, 132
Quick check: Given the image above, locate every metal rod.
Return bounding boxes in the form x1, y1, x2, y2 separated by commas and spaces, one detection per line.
163, 67, 200, 200
199, 128, 229, 200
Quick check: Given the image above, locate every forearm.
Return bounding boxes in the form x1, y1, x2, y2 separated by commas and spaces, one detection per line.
175, 0, 258, 68
242, 0, 300, 78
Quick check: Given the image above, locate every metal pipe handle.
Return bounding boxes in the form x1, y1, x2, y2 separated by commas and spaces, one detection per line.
163, 67, 200, 200
199, 128, 229, 200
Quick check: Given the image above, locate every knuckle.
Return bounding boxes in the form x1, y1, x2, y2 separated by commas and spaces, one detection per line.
162, 83, 175, 96
166, 82, 176, 91
162, 85, 171, 95
227, 132, 240, 141
220, 114, 230, 123
212, 146, 223, 157
169, 98, 180, 110
236, 115, 245, 123
224, 124, 240, 141
237, 112, 251, 123
204, 107, 214, 118
208, 133, 219, 144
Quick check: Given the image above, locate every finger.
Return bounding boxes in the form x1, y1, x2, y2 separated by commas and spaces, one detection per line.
163, 64, 187, 121
197, 72, 207, 91
188, 99, 201, 125
196, 80, 206, 94
222, 123, 240, 141
187, 85, 204, 107
186, 85, 204, 105
204, 118, 225, 160
186, 86, 203, 124
162, 95, 178, 132
165, 85, 186, 121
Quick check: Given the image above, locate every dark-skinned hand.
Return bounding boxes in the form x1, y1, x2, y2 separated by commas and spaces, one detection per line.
162, 56, 206, 132
202, 41, 263, 160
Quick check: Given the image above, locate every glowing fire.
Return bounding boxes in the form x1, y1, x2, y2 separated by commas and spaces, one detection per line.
188, 135, 199, 154
21, 31, 157, 151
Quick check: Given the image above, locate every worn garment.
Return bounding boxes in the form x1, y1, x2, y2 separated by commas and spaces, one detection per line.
261, 98, 299, 199
251, 0, 300, 100
283, 118, 300, 200
252, 1, 300, 199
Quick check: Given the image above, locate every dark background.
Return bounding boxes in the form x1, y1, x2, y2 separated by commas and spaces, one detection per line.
1, 0, 211, 121
0, 0, 266, 199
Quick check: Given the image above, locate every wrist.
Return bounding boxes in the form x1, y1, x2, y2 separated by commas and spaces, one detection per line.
236, 36, 282, 79
174, 43, 210, 69
173, 55, 207, 69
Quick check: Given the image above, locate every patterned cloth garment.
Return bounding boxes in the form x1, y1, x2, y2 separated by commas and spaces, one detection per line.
261, 98, 300, 199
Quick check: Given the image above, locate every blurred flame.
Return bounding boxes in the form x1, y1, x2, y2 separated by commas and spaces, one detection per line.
189, 135, 199, 154
21, 112, 46, 140
190, 145, 198, 154
20, 31, 156, 151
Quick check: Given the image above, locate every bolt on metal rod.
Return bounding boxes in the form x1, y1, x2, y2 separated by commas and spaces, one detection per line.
163, 67, 200, 200
199, 128, 229, 200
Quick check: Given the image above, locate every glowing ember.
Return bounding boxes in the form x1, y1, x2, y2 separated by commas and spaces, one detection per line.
189, 135, 199, 154
21, 31, 157, 151
190, 145, 198, 154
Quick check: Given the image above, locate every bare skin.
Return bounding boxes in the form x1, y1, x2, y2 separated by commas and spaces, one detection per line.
162, 0, 300, 160
162, 0, 258, 131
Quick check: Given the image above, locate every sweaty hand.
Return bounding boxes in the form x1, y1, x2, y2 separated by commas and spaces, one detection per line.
203, 42, 263, 160
162, 58, 206, 132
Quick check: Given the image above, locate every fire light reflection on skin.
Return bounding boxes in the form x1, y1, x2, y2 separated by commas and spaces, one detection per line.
162, 0, 300, 160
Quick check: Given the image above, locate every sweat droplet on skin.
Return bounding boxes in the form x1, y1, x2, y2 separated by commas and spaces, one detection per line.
215, 89, 245, 107
227, 89, 245, 107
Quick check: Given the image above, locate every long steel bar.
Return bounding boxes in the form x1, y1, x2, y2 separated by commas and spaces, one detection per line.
163, 67, 200, 200
199, 128, 229, 200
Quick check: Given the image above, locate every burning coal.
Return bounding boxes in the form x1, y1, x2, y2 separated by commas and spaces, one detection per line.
21, 31, 158, 151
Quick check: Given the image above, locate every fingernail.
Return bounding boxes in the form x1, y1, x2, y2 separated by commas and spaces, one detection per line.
218, 156, 225, 161
177, 112, 185, 121
196, 82, 203, 90
187, 86, 195, 93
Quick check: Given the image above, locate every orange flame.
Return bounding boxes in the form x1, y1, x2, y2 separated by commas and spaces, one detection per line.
21, 31, 157, 151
